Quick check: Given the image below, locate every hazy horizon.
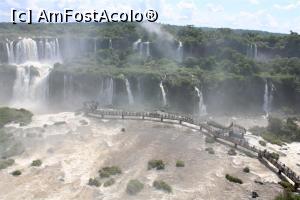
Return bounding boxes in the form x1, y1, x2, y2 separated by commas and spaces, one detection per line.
1, 0, 300, 34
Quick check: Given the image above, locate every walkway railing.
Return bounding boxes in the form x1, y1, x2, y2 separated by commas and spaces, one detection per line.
85, 107, 300, 188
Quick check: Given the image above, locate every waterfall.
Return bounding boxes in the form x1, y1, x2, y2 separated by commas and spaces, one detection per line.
6, 40, 15, 63
195, 87, 207, 116
125, 78, 134, 105
109, 39, 112, 49
247, 43, 258, 59
160, 81, 167, 106
11, 63, 52, 109
133, 39, 141, 50
137, 42, 150, 57
44, 38, 61, 62
9, 37, 62, 110
263, 81, 274, 116
15, 38, 38, 64
97, 78, 114, 105
177, 41, 183, 62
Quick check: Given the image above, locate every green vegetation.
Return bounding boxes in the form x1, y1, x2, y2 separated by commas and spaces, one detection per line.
278, 181, 295, 192
11, 170, 21, 176
259, 140, 266, 147
225, 174, 243, 184
250, 117, 300, 144
205, 136, 215, 144
243, 167, 250, 173
176, 160, 185, 167
99, 166, 122, 178
275, 192, 300, 200
0, 159, 14, 170
88, 178, 101, 187
153, 180, 172, 193
205, 147, 215, 154
270, 152, 280, 161
148, 160, 165, 170
126, 179, 144, 195
103, 178, 115, 187
0, 107, 33, 127
31, 159, 42, 167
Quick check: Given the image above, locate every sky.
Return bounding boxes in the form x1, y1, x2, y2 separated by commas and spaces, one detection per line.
1, 0, 300, 33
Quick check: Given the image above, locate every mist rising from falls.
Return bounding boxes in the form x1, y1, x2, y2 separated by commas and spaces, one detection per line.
98, 78, 114, 106
263, 81, 274, 116
125, 79, 134, 105
194, 87, 207, 116
160, 81, 167, 106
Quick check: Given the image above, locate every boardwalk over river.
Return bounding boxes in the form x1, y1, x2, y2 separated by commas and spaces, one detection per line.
84, 106, 300, 190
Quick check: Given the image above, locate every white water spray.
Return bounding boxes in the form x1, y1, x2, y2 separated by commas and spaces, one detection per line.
125, 79, 134, 105
195, 87, 207, 116
160, 81, 167, 106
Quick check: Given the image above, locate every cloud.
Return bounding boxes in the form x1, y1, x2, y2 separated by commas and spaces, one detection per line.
206, 3, 224, 13
247, 0, 260, 5
273, 2, 300, 10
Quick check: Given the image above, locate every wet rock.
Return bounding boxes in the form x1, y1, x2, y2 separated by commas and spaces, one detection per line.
228, 148, 237, 156
252, 191, 259, 198
80, 120, 88, 126
254, 179, 264, 185
54, 121, 66, 126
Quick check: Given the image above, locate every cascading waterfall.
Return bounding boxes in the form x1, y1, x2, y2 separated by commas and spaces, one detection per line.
160, 81, 167, 106
247, 43, 258, 59
135, 41, 150, 57
133, 39, 141, 50
194, 87, 207, 116
125, 78, 134, 105
263, 81, 274, 116
9, 37, 61, 110
6, 40, 14, 63
15, 38, 38, 64
98, 77, 114, 105
44, 38, 61, 62
177, 41, 183, 62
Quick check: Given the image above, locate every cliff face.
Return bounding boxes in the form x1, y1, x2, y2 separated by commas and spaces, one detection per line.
0, 65, 16, 104
0, 26, 299, 114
